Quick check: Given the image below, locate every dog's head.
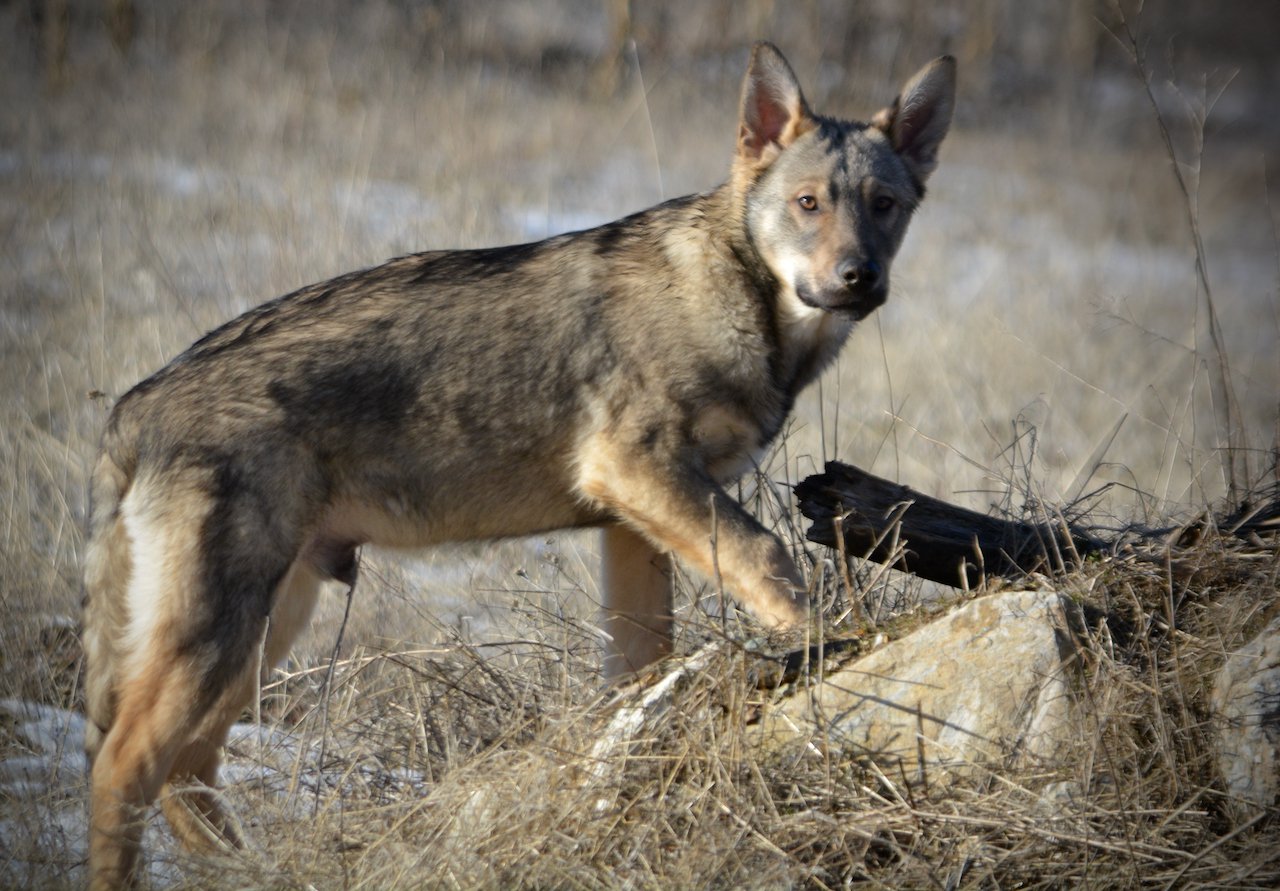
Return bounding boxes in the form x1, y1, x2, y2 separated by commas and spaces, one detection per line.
735, 43, 954, 322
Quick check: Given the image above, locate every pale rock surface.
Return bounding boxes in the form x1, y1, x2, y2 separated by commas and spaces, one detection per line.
1211, 614, 1280, 822
752, 589, 1081, 780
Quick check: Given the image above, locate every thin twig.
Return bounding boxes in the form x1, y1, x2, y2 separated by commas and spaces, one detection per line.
1111, 4, 1245, 502
314, 567, 358, 816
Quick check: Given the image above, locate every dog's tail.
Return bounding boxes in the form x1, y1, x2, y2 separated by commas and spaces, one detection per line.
81, 438, 135, 767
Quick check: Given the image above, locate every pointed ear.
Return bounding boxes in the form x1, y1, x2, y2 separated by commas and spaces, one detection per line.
737, 42, 814, 166
872, 56, 955, 183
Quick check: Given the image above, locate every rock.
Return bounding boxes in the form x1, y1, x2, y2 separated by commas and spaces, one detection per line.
1211, 615, 1280, 822
429, 589, 1086, 841
751, 589, 1081, 781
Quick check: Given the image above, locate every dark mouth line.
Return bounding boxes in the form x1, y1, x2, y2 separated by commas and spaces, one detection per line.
794, 282, 882, 319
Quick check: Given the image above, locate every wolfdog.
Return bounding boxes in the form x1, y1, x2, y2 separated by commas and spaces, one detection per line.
83, 42, 954, 887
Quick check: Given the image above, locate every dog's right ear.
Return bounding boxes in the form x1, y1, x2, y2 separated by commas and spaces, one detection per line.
737, 42, 814, 169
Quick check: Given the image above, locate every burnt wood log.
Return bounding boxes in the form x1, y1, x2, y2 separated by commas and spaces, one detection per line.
794, 461, 1105, 589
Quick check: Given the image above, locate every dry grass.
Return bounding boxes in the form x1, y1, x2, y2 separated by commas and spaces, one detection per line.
1, 1, 1277, 888
87, 528, 1273, 891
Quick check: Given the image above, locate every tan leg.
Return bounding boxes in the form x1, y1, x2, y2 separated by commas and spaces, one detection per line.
601, 525, 673, 680
158, 559, 323, 853
262, 559, 324, 671
89, 557, 321, 889
580, 436, 808, 634
159, 729, 244, 855
88, 486, 224, 891
88, 651, 219, 891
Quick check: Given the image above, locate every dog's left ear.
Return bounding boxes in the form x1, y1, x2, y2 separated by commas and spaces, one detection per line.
737, 42, 815, 168
872, 56, 956, 183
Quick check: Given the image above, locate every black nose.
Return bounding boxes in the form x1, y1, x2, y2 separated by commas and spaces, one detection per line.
838, 258, 882, 291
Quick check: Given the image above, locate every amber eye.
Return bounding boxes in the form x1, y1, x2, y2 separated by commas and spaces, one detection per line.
873, 195, 895, 213
797, 195, 819, 212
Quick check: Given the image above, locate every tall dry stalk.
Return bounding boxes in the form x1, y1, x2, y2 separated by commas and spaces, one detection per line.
1111, 3, 1248, 505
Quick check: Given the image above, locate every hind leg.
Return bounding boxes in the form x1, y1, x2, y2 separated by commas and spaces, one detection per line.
158, 560, 324, 854
89, 646, 243, 890
158, 732, 243, 856
261, 558, 326, 671
89, 614, 289, 889
87, 483, 301, 890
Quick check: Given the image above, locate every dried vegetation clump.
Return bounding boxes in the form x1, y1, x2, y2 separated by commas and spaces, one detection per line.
150, 492, 1276, 891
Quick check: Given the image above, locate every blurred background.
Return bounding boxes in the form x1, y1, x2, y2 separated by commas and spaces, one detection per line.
2, 0, 1277, 655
